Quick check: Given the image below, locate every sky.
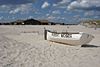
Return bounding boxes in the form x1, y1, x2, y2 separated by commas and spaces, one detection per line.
0, 0, 100, 24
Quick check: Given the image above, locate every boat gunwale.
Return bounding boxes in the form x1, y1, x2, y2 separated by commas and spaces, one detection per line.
46, 30, 80, 34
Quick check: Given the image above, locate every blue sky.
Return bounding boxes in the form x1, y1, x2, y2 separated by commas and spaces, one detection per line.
0, 0, 100, 23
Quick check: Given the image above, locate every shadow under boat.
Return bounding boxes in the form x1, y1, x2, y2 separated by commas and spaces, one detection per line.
81, 44, 100, 48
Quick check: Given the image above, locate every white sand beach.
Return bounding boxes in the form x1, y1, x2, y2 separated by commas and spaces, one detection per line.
0, 25, 100, 67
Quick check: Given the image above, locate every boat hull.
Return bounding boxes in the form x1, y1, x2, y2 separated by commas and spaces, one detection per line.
44, 30, 94, 46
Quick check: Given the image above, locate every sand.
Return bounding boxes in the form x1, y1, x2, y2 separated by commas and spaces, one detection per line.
0, 25, 100, 67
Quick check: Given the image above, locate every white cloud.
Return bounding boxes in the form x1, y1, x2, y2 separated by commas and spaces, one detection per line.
47, 16, 56, 20
67, 1, 79, 10
9, 3, 33, 14
84, 11, 94, 16
9, 8, 20, 14
0, 16, 3, 20
1, 5, 8, 8
0, 5, 11, 13
84, 11, 100, 16
41, 2, 50, 9
28, 16, 33, 19
0, 3, 35, 14
11, 16, 16, 20
53, 0, 71, 8
52, 10, 61, 14
46, 14, 50, 16
79, 17, 92, 21
73, 15, 80, 18
67, 0, 100, 10
59, 0, 71, 4
47, 15, 65, 22
94, 16, 99, 19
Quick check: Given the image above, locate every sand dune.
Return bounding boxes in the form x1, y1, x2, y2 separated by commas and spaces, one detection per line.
0, 25, 100, 67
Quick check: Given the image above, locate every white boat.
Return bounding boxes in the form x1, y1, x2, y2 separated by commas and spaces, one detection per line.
44, 30, 94, 46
